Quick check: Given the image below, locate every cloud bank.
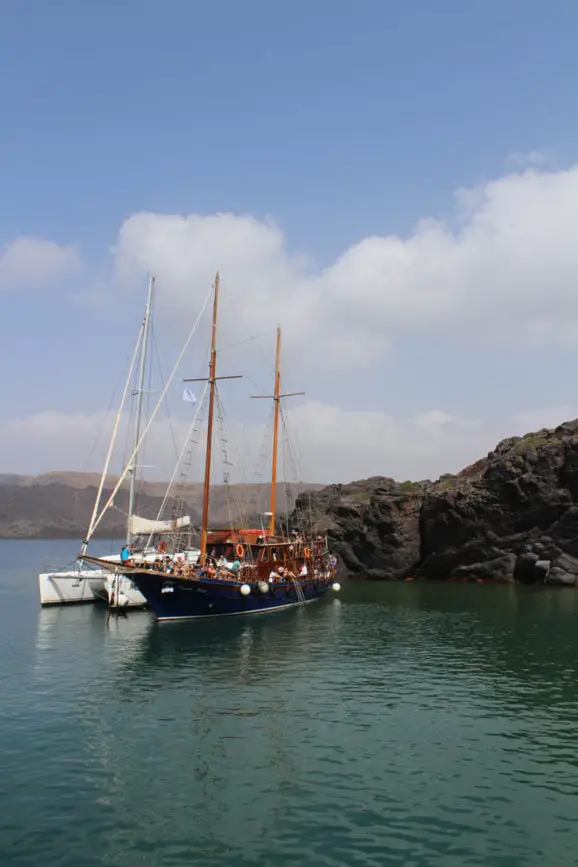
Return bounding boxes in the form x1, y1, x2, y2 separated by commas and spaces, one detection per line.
0, 402, 574, 486
3, 161, 578, 482
115, 164, 578, 367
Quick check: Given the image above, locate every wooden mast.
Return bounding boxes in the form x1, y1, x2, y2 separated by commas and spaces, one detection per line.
269, 327, 282, 536
251, 328, 304, 537
199, 272, 220, 565
183, 273, 242, 565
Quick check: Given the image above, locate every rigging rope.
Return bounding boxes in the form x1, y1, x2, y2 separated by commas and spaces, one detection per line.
151, 323, 181, 470
82, 319, 145, 548
81, 333, 138, 476
143, 380, 209, 552
279, 402, 311, 538
214, 387, 235, 530
82, 282, 214, 547
170, 386, 208, 541
214, 387, 254, 534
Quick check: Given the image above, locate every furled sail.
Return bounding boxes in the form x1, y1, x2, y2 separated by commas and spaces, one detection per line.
129, 515, 191, 536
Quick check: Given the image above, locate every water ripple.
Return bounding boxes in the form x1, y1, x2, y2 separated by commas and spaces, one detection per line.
2, 548, 578, 866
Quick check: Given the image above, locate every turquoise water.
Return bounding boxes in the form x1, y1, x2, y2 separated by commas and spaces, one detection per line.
2, 540, 578, 866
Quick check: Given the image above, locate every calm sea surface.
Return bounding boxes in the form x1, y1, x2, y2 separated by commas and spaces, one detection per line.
2, 540, 578, 866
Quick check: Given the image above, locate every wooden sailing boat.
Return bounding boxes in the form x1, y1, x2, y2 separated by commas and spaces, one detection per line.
82, 272, 340, 621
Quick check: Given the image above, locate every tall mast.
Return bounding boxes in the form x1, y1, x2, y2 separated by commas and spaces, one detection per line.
199, 272, 220, 564
269, 327, 282, 536
251, 327, 304, 537
127, 274, 154, 545
183, 273, 242, 565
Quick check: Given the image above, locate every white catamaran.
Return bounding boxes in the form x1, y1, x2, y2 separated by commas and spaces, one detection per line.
38, 275, 201, 608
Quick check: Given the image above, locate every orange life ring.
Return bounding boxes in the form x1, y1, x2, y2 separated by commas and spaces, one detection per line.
303, 547, 311, 558
235, 543, 245, 558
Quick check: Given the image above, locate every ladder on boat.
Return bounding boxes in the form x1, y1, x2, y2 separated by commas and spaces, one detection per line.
292, 578, 306, 604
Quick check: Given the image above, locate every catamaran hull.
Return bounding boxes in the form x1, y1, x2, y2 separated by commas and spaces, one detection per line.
38, 570, 109, 606
105, 574, 147, 609
126, 572, 334, 621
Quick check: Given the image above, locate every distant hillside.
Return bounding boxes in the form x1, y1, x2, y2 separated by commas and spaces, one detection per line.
0, 472, 323, 539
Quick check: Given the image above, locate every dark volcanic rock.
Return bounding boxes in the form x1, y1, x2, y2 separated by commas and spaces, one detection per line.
293, 476, 425, 579
293, 419, 578, 583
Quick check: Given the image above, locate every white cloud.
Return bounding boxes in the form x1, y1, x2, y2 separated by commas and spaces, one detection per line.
0, 236, 82, 290
0, 402, 573, 485
283, 402, 490, 481
113, 164, 578, 369
0, 409, 185, 483
505, 150, 549, 170
5, 161, 578, 485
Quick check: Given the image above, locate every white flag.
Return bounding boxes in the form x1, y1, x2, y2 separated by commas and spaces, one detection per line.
182, 387, 197, 404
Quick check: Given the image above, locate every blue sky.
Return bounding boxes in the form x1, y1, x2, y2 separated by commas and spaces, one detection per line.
1, 0, 578, 482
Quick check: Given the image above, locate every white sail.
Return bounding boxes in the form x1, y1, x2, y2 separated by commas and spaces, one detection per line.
128, 514, 191, 536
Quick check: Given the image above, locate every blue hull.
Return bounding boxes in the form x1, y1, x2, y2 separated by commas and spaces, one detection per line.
126, 572, 333, 621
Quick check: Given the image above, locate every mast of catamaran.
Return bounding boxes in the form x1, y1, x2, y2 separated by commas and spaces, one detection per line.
80, 280, 214, 552
126, 274, 155, 545
252, 326, 304, 536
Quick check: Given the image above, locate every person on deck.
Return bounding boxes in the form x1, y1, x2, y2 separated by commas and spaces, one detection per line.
121, 544, 131, 564
231, 558, 241, 574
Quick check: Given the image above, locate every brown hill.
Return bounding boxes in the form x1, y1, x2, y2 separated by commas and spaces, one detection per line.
0, 473, 322, 539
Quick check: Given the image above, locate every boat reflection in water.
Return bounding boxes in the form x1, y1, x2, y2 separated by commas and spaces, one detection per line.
44, 596, 345, 862
114, 594, 344, 688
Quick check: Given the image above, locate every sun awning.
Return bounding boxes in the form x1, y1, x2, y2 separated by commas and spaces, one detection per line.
129, 515, 191, 536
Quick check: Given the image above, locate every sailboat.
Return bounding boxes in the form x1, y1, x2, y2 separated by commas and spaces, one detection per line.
38, 276, 198, 608
97, 274, 201, 609
37, 279, 158, 607
102, 273, 156, 610
80, 272, 341, 621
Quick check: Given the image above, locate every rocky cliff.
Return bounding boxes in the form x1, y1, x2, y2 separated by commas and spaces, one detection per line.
293, 420, 578, 586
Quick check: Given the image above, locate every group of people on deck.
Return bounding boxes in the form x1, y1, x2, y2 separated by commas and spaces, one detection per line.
268, 563, 307, 582
199, 554, 243, 581
119, 540, 338, 582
